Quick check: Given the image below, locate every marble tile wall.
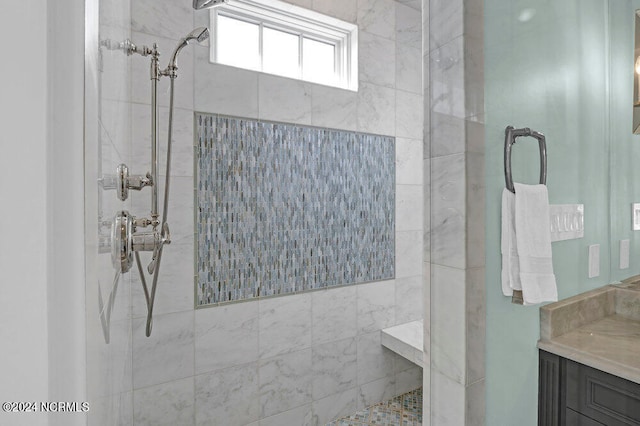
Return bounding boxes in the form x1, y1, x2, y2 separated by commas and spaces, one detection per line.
424, 0, 485, 424
107, 0, 426, 425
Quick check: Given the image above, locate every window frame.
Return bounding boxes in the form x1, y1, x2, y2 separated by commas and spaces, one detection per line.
210, 0, 358, 91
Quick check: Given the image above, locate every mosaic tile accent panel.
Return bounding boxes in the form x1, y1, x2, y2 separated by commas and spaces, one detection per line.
196, 113, 395, 305
327, 387, 423, 426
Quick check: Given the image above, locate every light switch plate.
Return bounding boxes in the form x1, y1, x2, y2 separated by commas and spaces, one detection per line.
550, 204, 584, 242
589, 244, 600, 278
633, 203, 640, 230
620, 239, 630, 269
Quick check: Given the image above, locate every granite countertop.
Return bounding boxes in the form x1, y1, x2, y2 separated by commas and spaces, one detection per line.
538, 280, 640, 384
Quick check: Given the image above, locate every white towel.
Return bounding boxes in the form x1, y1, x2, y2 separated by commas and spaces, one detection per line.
501, 188, 519, 296
501, 183, 557, 305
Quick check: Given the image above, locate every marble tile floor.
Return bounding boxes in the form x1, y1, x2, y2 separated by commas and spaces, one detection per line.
326, 387, 422, 426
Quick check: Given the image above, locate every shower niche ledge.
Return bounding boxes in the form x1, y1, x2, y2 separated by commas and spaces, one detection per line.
381, 320, 424, 368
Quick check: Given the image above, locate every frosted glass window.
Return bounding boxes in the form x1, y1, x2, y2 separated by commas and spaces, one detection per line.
216, 15, 260, 70
303, 37, 336, 86
263, 27, 300, 79
209, 0, 358, 90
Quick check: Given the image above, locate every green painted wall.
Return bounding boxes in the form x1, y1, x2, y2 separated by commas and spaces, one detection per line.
484, 0, 638, 424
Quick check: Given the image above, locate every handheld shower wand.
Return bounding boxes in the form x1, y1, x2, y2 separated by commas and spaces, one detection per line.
133, 27, 211, 336
165, 27, 210, 78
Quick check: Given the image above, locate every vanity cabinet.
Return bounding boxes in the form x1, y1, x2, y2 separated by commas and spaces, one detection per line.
539, 350, 640, 425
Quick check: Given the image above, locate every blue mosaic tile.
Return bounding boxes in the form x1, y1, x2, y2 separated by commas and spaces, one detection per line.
329, 388, 423, 426
195, 113, 395, 305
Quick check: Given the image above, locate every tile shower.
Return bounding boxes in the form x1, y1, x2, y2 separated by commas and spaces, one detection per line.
89, 0, 424, 425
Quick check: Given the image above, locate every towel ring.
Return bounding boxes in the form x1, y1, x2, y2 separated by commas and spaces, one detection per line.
504, 126, 547, 193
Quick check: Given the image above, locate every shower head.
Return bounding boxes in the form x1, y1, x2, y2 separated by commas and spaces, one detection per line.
193, 0, 228, 10
166, 27, 210, 77
185, 26, 210, 44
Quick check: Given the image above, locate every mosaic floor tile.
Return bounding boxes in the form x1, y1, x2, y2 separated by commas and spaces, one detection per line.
328, 388, 423, 426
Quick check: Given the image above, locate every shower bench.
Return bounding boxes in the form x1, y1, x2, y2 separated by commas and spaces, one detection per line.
381, 320, 424, 368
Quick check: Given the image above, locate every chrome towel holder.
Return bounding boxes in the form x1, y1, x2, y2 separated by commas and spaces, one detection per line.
504, 126, 547, 193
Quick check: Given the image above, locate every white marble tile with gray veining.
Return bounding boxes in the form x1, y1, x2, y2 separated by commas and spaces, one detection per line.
194, 47, 259, 118
357, 82, 395, 136
430, 264, 465, 384
430, 154, 466, 269
133, 377, 194, 426
431, 112, 465, 158
464, 35, 484, 120
100, 49, 131, 103
466, 378, 485, 426
466, 152, 485, 269
311, 286, 357, 345
396, 3, 422, 50
131, 0, 193, 40
396, 44, 422, 94
312, 338, 357, 400
357, 281, 396, 334
258, 74, 312, 125
395, 276, 423, 323
357, 0, 396, 40
259, 293, 311, 358
92, 315, 133, 398
359, 31, 396, 88
396, 231, 423, 278
259, 349, 313, 418
430, 370, 465, 426
195, 363, 260, 426
132, 310, 194, 389
429, 0, 463, 51
397, 0, 421, 12
259, 403, 313, 426
396, 185, 423, 232
310, 85, 357, 131
423, 160, 431, 263
100, 99, 131, 161
430, 38, 465, 119
312, 387, 358, 425
195, 301, 259, 374
131, 241, 194, 319
396, 365, 423, 396
100, 0, 131, 30
396, 90, 424, 139
357, 331, 396, 385
357, 375, 396, 410
90, 391, 133, 426
466, 267, 485, 385
396, 138, 423, 185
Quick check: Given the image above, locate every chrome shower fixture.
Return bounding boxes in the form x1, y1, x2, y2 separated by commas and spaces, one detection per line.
106, 27, 209, 337
193, 0, 228, 10
166, 27, 210, 77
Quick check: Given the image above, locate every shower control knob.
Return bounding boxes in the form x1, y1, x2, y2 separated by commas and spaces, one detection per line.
111, 210, 134, 273
116, 163, 153, 201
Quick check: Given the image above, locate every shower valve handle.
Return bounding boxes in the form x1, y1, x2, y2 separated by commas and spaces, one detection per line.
147, 223, 171, 274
